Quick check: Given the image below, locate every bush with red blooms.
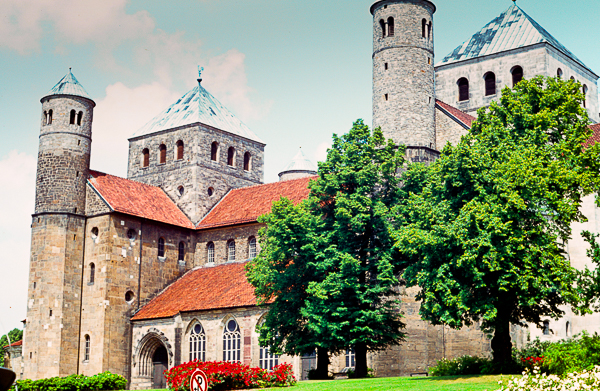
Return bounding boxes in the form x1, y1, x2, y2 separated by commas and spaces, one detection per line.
164, 360, 296, 391
521, 356, 544, 370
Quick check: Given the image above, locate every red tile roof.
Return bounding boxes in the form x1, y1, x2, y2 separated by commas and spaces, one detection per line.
131, 262, 257, 320
585, 123, 600, 148
3, 340, 22, 348
88, 171, 194, 229
197, 176, 315, 229
436, 99, 476, 128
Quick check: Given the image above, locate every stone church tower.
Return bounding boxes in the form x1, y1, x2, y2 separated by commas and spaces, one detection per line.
24, 70, 95, 379
371, 0, 437, 163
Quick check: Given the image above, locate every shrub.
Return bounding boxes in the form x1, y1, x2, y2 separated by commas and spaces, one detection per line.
164, 360, 296, 391
498, 366, 600, 390
346, 368, 374, 378
429, 355, 492, 376
9, 372, 126, 391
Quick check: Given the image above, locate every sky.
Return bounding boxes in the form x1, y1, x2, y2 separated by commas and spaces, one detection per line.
1, 0, 600, 333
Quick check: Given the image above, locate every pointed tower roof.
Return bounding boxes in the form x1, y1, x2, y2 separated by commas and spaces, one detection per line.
42, 69, 94, 102
131, 83, 264, 144
278, 148, 317, 181
437, 4, 594, 74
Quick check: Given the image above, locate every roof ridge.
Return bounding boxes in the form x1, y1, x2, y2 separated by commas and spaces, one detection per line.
227, 175, 318, 193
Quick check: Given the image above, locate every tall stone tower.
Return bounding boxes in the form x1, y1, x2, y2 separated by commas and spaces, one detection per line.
24, 70, 95, 379
371, 0, 437, 163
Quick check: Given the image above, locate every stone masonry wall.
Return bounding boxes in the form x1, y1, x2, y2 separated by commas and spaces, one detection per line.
195, 224, 261, 267
85, 184, 111, 216
435, 107, 469, 149
372, 0, 436, 148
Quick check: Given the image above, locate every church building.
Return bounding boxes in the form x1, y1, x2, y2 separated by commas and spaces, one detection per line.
16, 1, 600, 388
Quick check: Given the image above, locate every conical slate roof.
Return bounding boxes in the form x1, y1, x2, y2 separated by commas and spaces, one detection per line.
437, 4, 593, 74
280, 148, 317, 174
132, 83, 264, 144
42, 69, 93, 102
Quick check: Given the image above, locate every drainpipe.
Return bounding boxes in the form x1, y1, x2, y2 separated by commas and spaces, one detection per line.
76, 217, 88, 374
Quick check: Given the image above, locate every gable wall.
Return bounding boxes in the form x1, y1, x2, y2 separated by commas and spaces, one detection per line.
195, 223, 262, 267
435, 107, 469, 148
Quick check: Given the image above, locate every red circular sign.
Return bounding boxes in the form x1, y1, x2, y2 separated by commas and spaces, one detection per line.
190, 368, 208, 391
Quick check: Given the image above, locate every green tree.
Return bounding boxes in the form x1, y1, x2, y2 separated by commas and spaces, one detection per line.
248, 120, 408, 378
395, 76, 600, 368
1, 328, 23, 367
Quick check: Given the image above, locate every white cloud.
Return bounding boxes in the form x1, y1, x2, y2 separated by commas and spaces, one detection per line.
0, 151, 36, 331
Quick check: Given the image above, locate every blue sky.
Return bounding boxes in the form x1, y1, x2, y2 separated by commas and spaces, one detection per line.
1, 0, 599, 333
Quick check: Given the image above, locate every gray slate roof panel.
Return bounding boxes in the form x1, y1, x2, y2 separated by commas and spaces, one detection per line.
42, 70, 93, 101
132, 83, 264, 144
280, 148, 318, 173
437, 5, 591, 73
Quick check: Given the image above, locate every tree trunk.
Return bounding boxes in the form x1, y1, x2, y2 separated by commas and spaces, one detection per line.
314, 347, 330, 379
354, 342, 368, 378
491, 313, 513, 368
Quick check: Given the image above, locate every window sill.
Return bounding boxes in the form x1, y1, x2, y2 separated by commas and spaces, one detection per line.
158, 256, 167, 262
87, 282, 94, 286
157, 163, 166, 166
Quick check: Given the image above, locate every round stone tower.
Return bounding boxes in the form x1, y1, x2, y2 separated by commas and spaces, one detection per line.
36, 69, 95, 215
371, 0, 437, 158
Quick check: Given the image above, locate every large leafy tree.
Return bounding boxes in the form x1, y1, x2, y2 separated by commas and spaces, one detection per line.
247, 120, 407, 378
395, 76, 600, 368
1, 328, 23, 367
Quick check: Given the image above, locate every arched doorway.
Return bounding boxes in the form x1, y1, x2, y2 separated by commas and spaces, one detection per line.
152, 346, 168, 389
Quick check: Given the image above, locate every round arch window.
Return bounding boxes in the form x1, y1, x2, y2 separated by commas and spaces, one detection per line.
127, 229, 137, 241
125, 290, 135, 303
208, 187, 214, 197
91, 227, 99, 240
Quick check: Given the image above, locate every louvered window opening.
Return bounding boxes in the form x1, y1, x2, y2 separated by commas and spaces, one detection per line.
142, 149, 149, 167
458, 78, 469, 101
211, 142, 219, 161
177, 140, 184, 160
485, 73, 496, 96
159, 144, 167, 164
512, 66, 523, 86
227, 147, 235, 166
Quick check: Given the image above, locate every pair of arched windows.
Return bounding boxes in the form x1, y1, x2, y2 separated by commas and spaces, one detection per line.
141, 140, 184, 168
210, 141, 253, 171
379, 17, 394, 38
421, 19, 432, 40
188, 319, 245, 363
43, 110, 53, 125
70, 110, 84, 126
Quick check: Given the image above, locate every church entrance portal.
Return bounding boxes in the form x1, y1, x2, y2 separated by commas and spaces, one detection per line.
152, 346, 168, 389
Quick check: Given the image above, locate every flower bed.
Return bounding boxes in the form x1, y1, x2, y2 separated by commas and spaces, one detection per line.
498, 366, 600, 390
164, 361, 296, 391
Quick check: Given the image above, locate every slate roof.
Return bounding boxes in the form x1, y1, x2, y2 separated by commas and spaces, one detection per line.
42, 70, 93, 102
437, 5, 593, 75
280, 148, 318, 175
131, 261, 257, 321
197, 176, 315, 230
131, 83, 263, 144
88, 171, 195, 229
435, 100, 476, 129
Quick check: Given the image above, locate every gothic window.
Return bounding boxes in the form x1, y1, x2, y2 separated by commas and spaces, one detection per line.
142, 148, 149, 168
176, 140, 184, 160
458, 78, 469, 101
77, 111, 83, 126
543, 320, 550, 335
244, 152, 251, 171
484, 72, 496, 96
84, 335, 90, 361
583, 85, 588, 108
345, 347, 355, 368
512, 66, 524, 87
178, 241, 185, 261
89, 263, 95, 284
70, 109, 76, 125
380, 19, 386, 38
259, 346, 279, 370
48, 110, 53, 125
159, 144, 167, 164
189, 323, 206, 362
228, 240, 236, 262
223, 319, 241, 362
422, 19, 427, 38
158, 237, 165, 257
207, 242, 215, 264
557, 68, 563, 78
227, 147, 235, 166
387, 17, 394, 37
211, 142, 219, 162
248, 237, 257, 259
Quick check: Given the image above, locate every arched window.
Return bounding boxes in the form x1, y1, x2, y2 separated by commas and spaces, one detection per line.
380, 19, 386, 38
189, 323, 206, 362
227, 147, 235, 166
84, 335, 91, 361
159, 144, 167, 164
178, 241, 185, 261
228, 240, 236, 262
512, 66, 523, 86
557, 68, 563, 78
89, 263, 95, 284
484, 72, 496, 96
158, 237, 165, 257
70, 109, 76, 125
422, 19, 427, 38
346, 347, 355, 368
570, 76, 575, 81
43, 111, 48, 126
248, 237, 257, 259
223, 319, 241, 362
428, 22, 432, 40
142, 148, 149, 168
207, 242, 215, 264
77, 111, 83, 126
566, 321, 570, 337
48, 110, 53, 125
176, 140, 184, 160
259, 346, 279, 370
387, 17, 394, 37
243, 152, 251, 171
211, 142, 219, 162
583, 85, 588, 108
543, 320, 550, 335
458, 78, 469, 101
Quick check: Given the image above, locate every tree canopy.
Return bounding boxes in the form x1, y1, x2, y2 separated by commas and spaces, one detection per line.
1, 328, 23, 367
394, 76, 600, 367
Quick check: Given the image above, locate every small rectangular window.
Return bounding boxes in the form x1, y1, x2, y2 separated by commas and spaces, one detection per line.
384, 63, 388, 70
385, 94, 389, 101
